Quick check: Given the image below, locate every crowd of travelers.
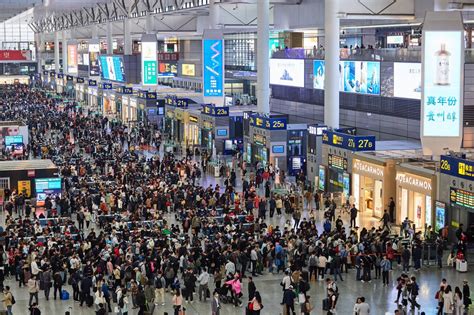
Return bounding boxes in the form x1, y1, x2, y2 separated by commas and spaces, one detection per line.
0, 84, 470, 315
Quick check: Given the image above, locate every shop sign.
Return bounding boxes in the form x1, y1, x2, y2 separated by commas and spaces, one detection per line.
203, 121, 213, 129
189, 115, 199, 123
309, 125, 327, 136
353, 160, 384, 177
175, 110, 184, 120
0, 50, 30, 61
17, 180, 31, 197
253, 134, 267, 146
322, 130, 376, 152
88, 79, 97, 86
440, 155, 474, 181
76, 77, 85, 83
396, 173, 432, 191
166, 110, 174, 119
158, 52, 179, 61
202, 104, 229, 117
450, 187, 474, 209
328, 154, 348, 171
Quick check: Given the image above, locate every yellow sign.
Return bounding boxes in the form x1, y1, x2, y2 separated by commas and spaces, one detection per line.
451, 220, 460, 228
182, 64, 195, 76
255, 117, 263, 127
18, 180, 31, 197
175, 110, 184, 120
332, 134, 343, 145
189, 115, 199, 123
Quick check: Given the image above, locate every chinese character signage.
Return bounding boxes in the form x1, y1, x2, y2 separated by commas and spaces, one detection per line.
423, 31, 462, 137
440, 155, 474, 181
142, 40, 157, 85
202, 104, 229, 117
203, 39, 224, 97
322, 130, 375, 152
0, 50, 30, 61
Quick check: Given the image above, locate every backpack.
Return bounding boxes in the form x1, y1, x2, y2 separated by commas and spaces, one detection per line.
309, 256, 317, 267
412, 283, 419, 296
155, 277, 163, 289
11, 294, 15, 305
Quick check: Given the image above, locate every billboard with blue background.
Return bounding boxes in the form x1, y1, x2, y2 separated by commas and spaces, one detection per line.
203, 39, 224, 97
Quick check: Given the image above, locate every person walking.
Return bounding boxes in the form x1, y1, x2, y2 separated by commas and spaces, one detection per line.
197, 268, 210, 302
454, 286, 463, 315
53, 270, 63, 300
248, 291, 263, 315
28, 275, 40, 306
380, 255, 391, 286
350, 204, 358, 228
281, 286, 296, 315
301, 295, 313, 315
172, 289, 183, 315
443, 285, 454, 315
211, 291, 221, 315
2, 286, 13, 315
154, 271, 166, 306
463, 280, 471, 312
41, 267, 52, 301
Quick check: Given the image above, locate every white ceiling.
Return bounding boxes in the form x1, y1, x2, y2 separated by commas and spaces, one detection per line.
0, 0, 42, 23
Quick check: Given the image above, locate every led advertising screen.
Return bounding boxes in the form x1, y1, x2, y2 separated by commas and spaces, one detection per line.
5, 135, 23, 146
89, 52, 100, 76
313, 60, 380, 95
394, 63, 421, 99
270, 59, 304, 87
182, 64, 196, 76
216, 129, 228, 137
142, 41, 158, 85
158, 63, 177, 77
435, 201, 446, 232
423, 31, 462, 137
99, 56, 126, 82
203, 39, 224, 97
35, 178, 62, 206
272, 145, 285, 154
318, 165, 326, 191
387, 35, 404, 45
67, 44, 78, 74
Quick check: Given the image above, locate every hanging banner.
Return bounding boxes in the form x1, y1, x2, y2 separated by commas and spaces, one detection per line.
421, 11, 463, 155
203, 39, 224, 97
67, 43, 78, 74
141, 34, 158, 86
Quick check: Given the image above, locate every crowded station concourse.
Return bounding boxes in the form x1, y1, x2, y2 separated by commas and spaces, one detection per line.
1, 0, 474, 315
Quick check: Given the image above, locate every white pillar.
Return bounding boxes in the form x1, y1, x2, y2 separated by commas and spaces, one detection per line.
145, 14, 154, 34
106, 21, 113, 54
54, 31, 60, 73
124, 18, 132, 55
324, 0, 340, 129
62, 31, 68, 74
209, 0, 220, 29
91, 25, 98, 39
38, 33, 46, 70
434, 0, 449, 11
257, 0, 270, 114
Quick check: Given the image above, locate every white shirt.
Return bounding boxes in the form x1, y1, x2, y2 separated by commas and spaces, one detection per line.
31, 261, 42, 275
197, 272, 210, 285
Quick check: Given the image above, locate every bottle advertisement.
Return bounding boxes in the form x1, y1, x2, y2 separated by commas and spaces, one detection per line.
423, 31, 462, 137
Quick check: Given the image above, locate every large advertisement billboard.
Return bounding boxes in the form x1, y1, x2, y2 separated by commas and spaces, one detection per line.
142, 41, 157, 85
394, 63, 421, 99
422, 31, 462, 137
99, 56, 126, 82
270, 59, 305, 88
203, 39, 224, 97
313, 60, 380, 95
67, 44, 78, 74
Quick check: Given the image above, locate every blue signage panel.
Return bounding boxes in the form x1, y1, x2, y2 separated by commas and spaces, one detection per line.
203, 39, 224, 97
49, 71, 56, 77
322, 130, 376, 151
88, 79, 97, 86
164, 96, 188, 107
202, 104, 229, 117
100, 83, 113, 90
66, 75, 73, 81
249, 114, 287, 130
440, 155, 474, 181
57, 73, 64, 79
76, 77, 85, 83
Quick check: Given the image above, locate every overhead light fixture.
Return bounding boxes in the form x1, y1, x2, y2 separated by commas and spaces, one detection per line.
342, 22, 422, 30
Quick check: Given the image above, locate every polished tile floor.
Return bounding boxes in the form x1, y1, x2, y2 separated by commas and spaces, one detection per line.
1, 157, 471, 315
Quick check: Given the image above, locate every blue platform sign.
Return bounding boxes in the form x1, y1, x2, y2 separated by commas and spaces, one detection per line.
250, 114, 287, 130
202, 104, 229, 117
440, 155, 474, 181
88, 79, 97, 86
203, 39, 224, 97
76, 77, 85, 83
100, 82, 113, 90
57, 73, 64, 79
322, 130, 375, 151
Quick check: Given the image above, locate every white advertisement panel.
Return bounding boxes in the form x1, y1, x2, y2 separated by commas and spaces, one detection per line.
142, 40, 158, 86
394, 63, 421, 99
270, 59, 305, 87
422, 31, 462, 137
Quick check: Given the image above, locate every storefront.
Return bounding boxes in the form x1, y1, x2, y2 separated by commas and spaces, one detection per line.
48, 71, 56, 91
56, 73, 65, 94
41, 70, 49, 88
87, 79, 98, 111
287, 126, 307, 176
65, 75, 75, 98
173, 107, 185, 144
115, 86, 133, 122
102, 89, 117, 119
137, 91, 157, 125
75, 77, 86, 103
352, 154, 396, 220
395, 164, 437, 231
184, 110, 201, 148
200, 104, 230, 155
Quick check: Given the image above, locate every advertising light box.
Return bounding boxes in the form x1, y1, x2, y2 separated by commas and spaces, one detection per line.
423, 31, 462, 137
270, 59, 305, 88
67, 44, 78, 74
142, 41, 158, 85
203, 39, 224, 97
313, 60, 380, 95
394, 63, 421, 99
182, 64, 195, 76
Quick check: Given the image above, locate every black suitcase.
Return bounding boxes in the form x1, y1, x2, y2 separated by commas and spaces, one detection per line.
322, 298, 329, 311
86, 295, 94, 307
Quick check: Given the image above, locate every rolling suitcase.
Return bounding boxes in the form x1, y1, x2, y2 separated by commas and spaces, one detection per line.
457, 259, 468, 272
